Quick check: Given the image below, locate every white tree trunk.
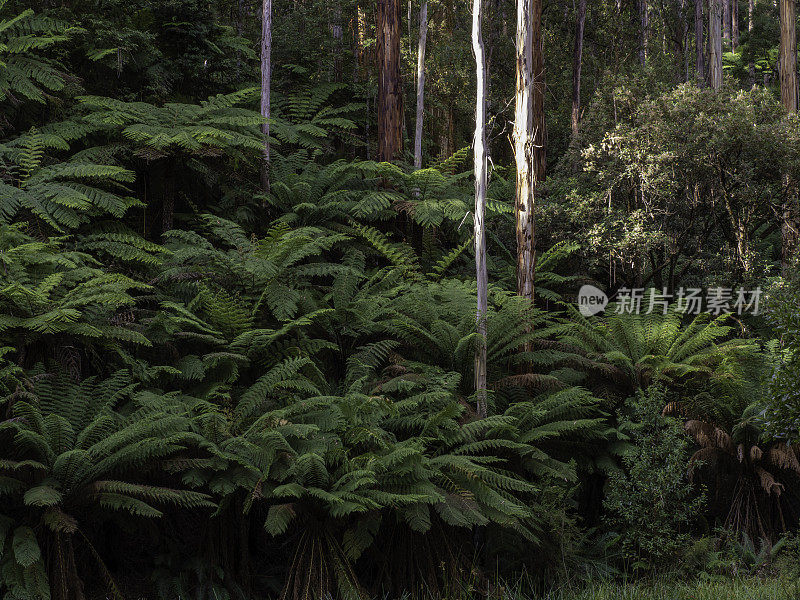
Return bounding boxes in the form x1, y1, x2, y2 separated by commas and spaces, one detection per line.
260, 0, 272, 193
414, 0, 428, 170
472, 0, 488, 418
514, 0, 535, 301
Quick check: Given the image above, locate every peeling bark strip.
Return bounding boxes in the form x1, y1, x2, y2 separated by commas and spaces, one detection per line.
377, 0, 403, 162
472, 0, 488, 418
414, 0, 428, 170
260, 0, 272, 193
571, 0, 587, 137
514, 0, 536, 301
709, 0, 722, 90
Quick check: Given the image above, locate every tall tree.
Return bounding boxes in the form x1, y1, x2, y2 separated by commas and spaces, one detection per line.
748, 0, 755, 81
696, 0, 705, 82
377, 0, 403, 162
532, 0, 546, 184
260, 0, 272, 193
572, 0, 587, 136
638, 0, 649, 66
732, 0, 739, 48
709, 0, 723, 90
780, 0, 799, 272
723, 0, 731, 42
414, 0, 428, 170
472, 0, 488, 418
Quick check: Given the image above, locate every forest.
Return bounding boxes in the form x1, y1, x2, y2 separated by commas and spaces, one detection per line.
4, 0, 800, 598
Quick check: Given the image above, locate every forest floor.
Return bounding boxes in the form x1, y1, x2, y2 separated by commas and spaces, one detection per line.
531, 578, 800, 599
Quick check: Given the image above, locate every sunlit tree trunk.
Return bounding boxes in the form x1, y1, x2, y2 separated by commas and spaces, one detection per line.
696, 0, 705, 82
414, 0, 428, 170
472, 0, 488, 418
709, 0, 723, 90
260, 0, 272, 193
780, 0, 799, 273
571, 0, 587, 136
732, 0, 739, 49
377, 0, 403, 162
515, 0, 536, 302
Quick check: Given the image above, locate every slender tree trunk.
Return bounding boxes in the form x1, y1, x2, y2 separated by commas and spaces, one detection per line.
377, 0, 403, 162
732, 0, 739, 49
572, 0, 587, 136
780, 0, 799, 273
331, 3, 343, 81
414, 0, 428, 170
472, 0, 488, 418
723, 0, 731, 43
515, 0, 536, 302
748, 0, 755, 82
532, 0, 546, 183
696, 0, 706, 82
709, 0, 723, 90
260, 0, 272, 193
638, 0, 649, 66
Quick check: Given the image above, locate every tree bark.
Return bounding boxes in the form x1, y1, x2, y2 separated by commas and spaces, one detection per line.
260, 0, 272, 193
638, 0, 649, 66
732, 0, 739, 49
780, 0, 799, 273
472, 0, 488, 418
377, 0, 403, 162
414, 0, 428, 170
331, 3, 343, 82
696, 0, 705, 82
532, 0, 546, 183
572, 0, 587, 136
723, 0, 731, 43
748, 0, 755, 81
515, 0, 537, 302
709, 0, 723, 90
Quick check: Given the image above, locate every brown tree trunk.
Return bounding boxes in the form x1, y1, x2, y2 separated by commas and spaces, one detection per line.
638, 0, 649, 66
472, 0, 488, 418
377, 0, 403, 162
709, 0, 723, 89
572, 0, 587, 136
732, 0, 739, 49
414, 0, 428, 170
748, 0, 755, 81
696, 0, 705, 82
723, 0, 731, 43
260, 0, 272, 193
780, 0, 799, 273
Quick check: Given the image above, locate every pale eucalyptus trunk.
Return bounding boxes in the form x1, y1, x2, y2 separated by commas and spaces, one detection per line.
414, 0, 428, 170
780, 0, 799, 273
514, 0, 536, 302
472, 0, 488, 418
695, 0, 705, 82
